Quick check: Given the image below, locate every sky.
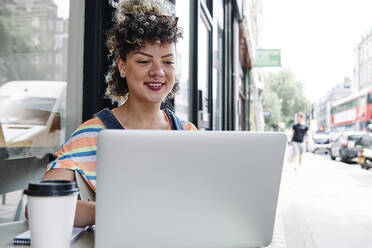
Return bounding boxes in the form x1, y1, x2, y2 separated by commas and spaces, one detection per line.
262, 0, 372, 101
52, 0, 69, 19
52, 0, 372, 101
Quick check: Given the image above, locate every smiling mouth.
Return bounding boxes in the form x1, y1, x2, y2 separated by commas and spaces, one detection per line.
144, 82, 166, 91
144, 82, 165, 87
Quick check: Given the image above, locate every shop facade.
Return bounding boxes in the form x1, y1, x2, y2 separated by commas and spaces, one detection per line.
80, 0, 258, 132
172, 0, 255, 130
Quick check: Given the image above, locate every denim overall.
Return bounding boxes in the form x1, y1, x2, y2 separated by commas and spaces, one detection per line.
93, 108, 185, 130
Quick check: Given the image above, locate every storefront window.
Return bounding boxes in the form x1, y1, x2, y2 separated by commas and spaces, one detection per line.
212, 0, 224, 130
198, 14, 212, 130
174, 1, 191, 121
0, 0, 70, 160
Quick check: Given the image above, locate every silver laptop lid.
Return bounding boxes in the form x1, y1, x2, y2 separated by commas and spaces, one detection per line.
96, 131, 287, 248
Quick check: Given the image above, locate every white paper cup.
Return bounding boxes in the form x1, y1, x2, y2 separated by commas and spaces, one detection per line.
24, 180, 79, 248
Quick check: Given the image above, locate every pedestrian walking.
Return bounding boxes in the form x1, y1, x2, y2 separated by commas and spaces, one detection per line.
290, 113, 309, 170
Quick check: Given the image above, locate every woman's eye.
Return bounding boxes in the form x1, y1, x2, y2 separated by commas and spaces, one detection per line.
165, 61, 174, 65
138, 61, 150, 64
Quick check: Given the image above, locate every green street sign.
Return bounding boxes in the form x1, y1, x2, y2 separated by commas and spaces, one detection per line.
254, 49, 281, 67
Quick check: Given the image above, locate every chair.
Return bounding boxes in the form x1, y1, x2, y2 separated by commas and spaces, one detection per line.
0, 124, 8, 160
0, 156, 48, 221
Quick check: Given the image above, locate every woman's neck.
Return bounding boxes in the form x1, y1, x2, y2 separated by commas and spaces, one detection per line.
115, 97, 167, 129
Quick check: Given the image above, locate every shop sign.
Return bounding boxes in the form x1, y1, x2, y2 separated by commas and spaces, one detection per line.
254, 49, 281, 67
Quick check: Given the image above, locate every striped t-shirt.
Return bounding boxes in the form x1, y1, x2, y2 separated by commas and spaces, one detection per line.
46, 114, 197, 192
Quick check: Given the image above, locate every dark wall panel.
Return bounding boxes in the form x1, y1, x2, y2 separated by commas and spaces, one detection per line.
83, 0, 116, 122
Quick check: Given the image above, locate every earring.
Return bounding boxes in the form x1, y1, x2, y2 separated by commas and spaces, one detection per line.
123, 93, 129, 103
120, 66, 125, 78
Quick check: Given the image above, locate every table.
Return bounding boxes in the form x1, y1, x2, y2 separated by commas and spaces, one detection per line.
0, 221, 94, 247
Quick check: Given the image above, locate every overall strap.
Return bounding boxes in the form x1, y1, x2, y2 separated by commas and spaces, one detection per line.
163, 108, 185, 130
93, 108, 125, 129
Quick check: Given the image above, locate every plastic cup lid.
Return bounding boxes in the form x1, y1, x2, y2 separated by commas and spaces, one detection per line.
24, 180, 79, 197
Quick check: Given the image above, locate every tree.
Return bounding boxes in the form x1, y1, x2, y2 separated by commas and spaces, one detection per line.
263, 85, 282, 130
263, 69, 312, 130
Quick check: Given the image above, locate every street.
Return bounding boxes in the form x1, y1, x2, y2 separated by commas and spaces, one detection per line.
1, 152, 372, 247
269, 152, 372, 248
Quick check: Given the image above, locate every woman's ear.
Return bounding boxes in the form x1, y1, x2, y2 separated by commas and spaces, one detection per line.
117, 57, 126, 78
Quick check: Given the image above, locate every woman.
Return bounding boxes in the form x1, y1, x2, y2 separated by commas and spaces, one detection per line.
29, 0, 196, 226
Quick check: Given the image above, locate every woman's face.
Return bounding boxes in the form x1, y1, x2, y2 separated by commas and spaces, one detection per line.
118, 42, 176, 104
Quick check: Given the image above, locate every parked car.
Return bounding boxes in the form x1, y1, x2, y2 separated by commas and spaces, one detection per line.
308, 133, 331, 154
330, 132, 342, 143
330, 132, 365, 163
355, 134, 372, 169
0, 81, 66, 159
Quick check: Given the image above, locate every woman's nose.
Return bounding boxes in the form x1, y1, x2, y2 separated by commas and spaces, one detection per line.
149, 62, 165, 78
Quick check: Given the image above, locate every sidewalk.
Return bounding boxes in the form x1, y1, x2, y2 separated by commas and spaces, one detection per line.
0, 191, 27, 224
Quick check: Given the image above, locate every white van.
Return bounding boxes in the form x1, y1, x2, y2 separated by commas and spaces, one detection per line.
0, 81, 66, 159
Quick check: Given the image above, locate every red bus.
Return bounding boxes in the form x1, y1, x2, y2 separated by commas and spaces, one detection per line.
331, 87, 372, 132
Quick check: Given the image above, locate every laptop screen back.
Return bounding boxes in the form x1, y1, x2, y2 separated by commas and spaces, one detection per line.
96, 131, 287, 248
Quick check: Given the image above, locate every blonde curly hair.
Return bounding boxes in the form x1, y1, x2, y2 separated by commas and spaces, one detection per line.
105, 0, 183, 103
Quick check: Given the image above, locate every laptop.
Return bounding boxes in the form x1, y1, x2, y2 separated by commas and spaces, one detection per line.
95, 130, 287, 248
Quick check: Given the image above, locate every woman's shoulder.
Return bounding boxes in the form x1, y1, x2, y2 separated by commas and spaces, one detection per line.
70, 117, 106, 137
181, 121, 197, 131
163, 109, 197, 131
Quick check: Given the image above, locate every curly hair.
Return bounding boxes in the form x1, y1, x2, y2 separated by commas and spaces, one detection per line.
105, 0, 183, 103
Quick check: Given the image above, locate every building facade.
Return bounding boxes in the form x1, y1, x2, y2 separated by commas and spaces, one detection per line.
315, 95, 331, 131
357, 27, 372, 90
0, 0, 69, 85
315, 78, 355, 132
244, 0, 264, 131
171, 0, 263, 131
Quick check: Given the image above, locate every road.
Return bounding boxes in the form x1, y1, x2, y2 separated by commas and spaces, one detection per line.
269, 152, 372, 248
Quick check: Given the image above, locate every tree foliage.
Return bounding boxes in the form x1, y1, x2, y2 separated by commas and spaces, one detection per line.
263, 69, 312, 130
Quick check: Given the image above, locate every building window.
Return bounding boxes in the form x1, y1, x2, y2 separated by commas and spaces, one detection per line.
32, 35, 39, 46
174, 1, 191, 121
31, 17, 40, 28
34, 55, 40, 64
360, 68, 364, 85
57, 21, 63, 33
197, 3, 213, 130
212, 0, 224, 130
360, 48, 364, 64
366, 44, 370, 61
55, 36, 63, 50
48, 20, 53, 30
365, 68, 368, 85
365, 45, 368, 61
56, 53, 62, 66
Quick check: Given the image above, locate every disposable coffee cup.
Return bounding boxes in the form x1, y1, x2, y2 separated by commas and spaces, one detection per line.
24, 180, 79, 248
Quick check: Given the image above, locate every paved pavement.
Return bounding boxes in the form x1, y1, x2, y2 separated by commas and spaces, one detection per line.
272, 152, 372, 248
1, 152, 372, 247
0, 191, 26, 223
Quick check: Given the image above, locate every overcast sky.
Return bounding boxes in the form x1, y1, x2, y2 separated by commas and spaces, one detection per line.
52, 0, 69, 19
53, 0, 372, 101
262, 0, 372, 101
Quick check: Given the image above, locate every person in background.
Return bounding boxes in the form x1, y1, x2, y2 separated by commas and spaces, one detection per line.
290, 113, 309, 170
26, 0, 197, 227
